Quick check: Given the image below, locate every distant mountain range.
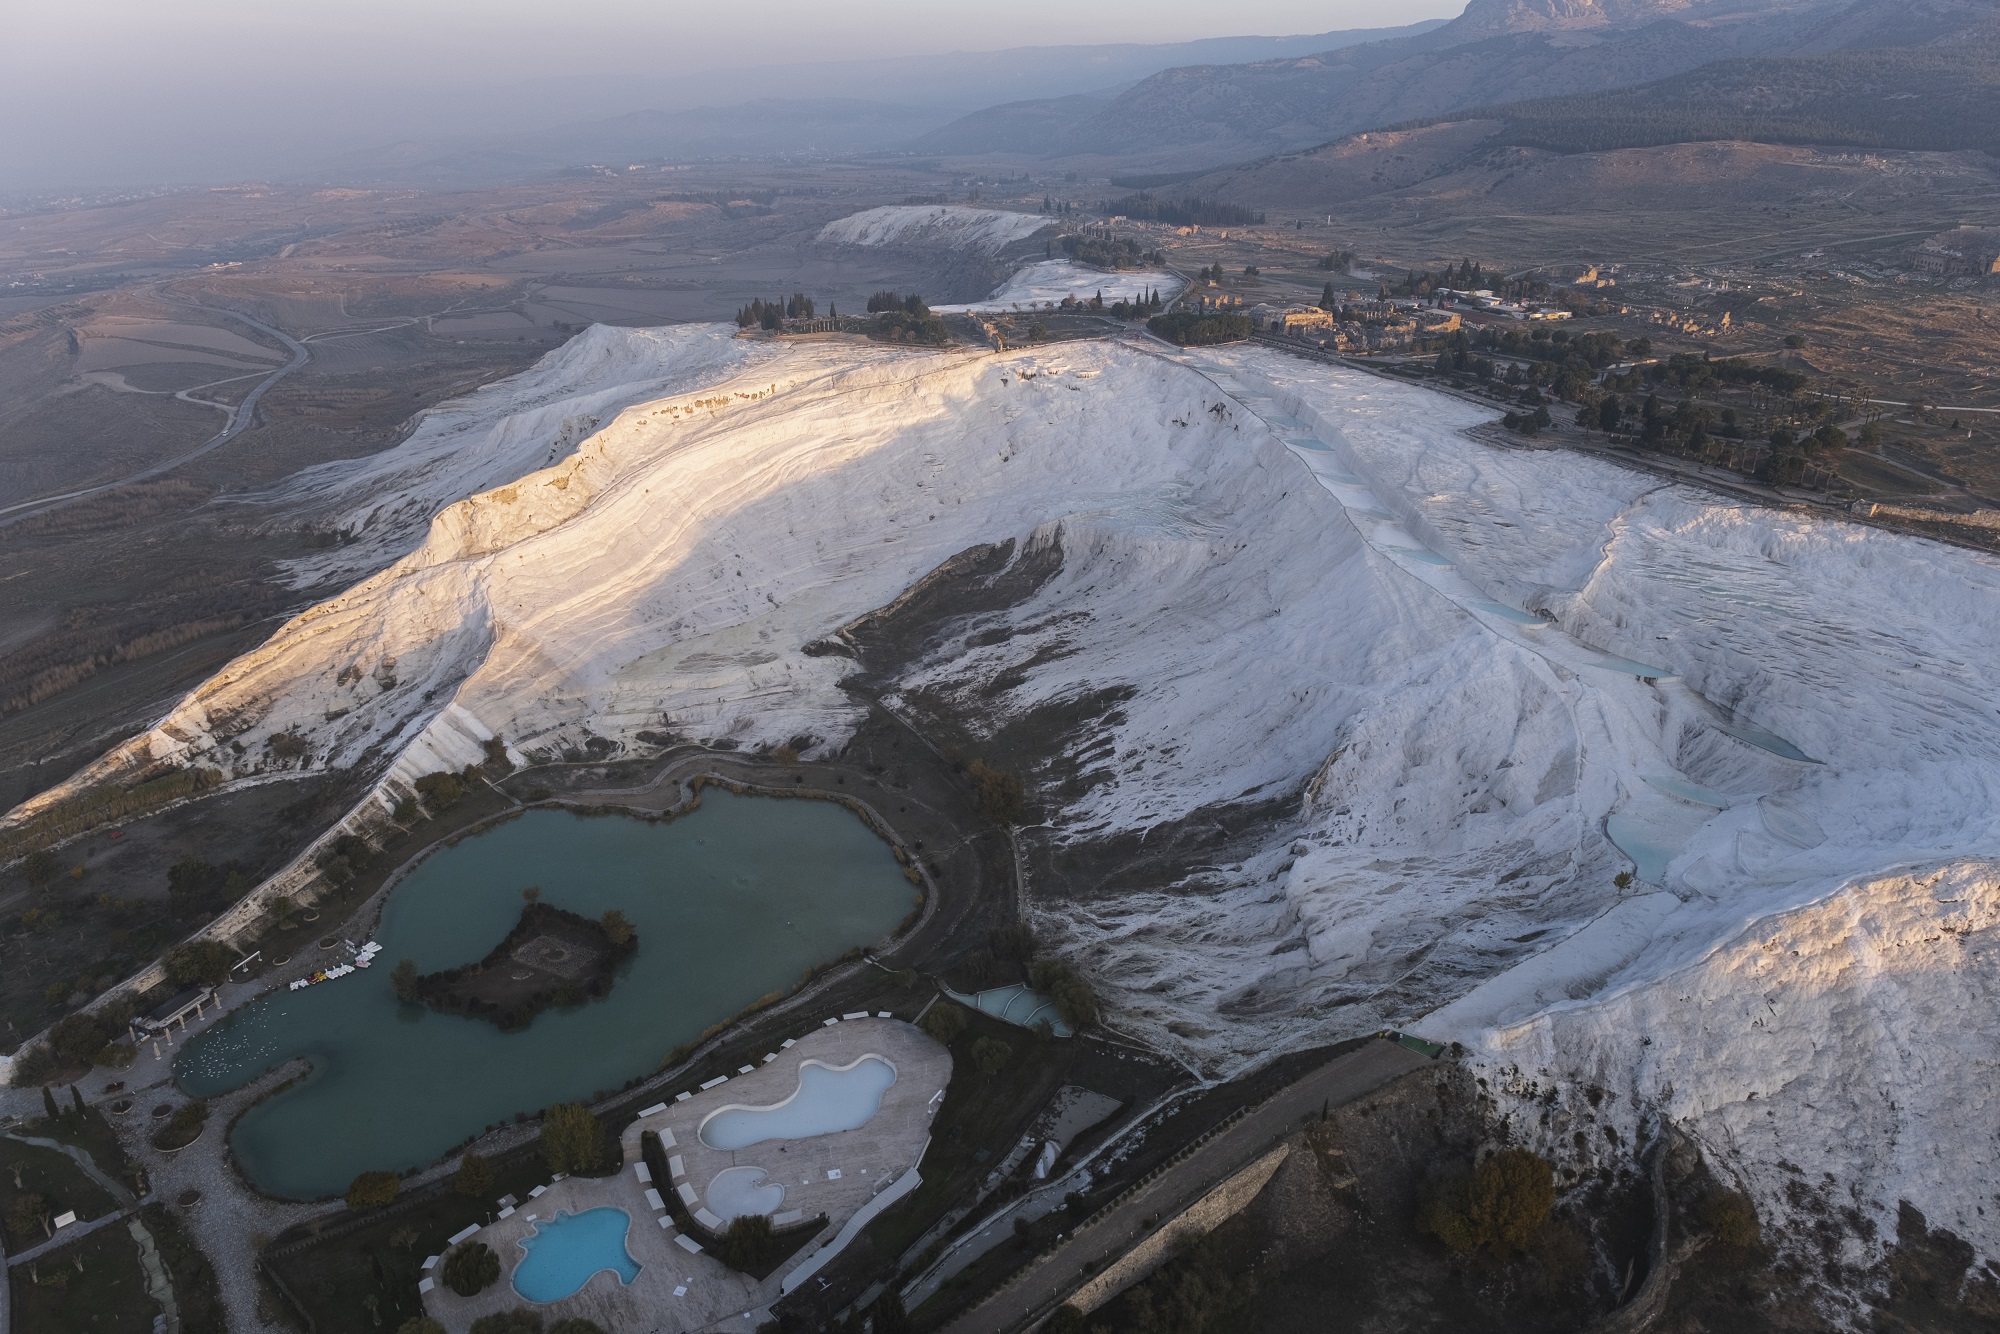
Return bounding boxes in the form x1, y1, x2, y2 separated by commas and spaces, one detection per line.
909, 0, 2000, 166
312, 24, 1445, 186
1459, 32, 2000, 153
303, 0, 1999, 190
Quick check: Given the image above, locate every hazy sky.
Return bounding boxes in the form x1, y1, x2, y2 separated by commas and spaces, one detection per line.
19, 0, 1451, 69
4, 0, 1460, 191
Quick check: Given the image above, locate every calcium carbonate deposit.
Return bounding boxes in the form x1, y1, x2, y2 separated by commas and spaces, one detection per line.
13, 291, 1999, 1282
814, 204, 1053, 255
932, 259, 1183, 313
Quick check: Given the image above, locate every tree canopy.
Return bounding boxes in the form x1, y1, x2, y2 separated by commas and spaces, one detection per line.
539, 1102, 605, 1175
443, 1241, 502, 1296
345, 1170, 401, 1210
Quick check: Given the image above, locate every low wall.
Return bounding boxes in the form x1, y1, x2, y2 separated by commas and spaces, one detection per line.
1056, 1143, 1290, 1319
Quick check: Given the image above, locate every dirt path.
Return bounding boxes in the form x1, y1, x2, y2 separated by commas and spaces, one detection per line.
127, 1216, 181, 1334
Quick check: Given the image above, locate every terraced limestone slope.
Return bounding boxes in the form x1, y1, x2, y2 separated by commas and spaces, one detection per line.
8, 326, 1999, 1282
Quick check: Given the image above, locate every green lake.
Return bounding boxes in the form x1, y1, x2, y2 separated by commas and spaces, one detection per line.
176, 790, 916, 1199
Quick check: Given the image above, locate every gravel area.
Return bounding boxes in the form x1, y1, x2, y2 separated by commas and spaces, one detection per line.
126, 1059, 329, 1333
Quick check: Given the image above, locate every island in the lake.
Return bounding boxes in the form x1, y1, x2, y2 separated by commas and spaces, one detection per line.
394, 901, 638, 1031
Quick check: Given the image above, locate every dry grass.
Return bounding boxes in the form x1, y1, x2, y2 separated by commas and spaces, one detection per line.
3, 479, 215, 541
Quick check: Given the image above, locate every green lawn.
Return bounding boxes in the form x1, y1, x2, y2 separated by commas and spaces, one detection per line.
8, 1220, 158, 1334
15, 1108, 139, 1194
0, 1138, 121, 1252
264, 1148, 563, 1334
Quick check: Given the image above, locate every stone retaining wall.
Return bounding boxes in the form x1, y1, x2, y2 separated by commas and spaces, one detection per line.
1058, 1144, 1290, 1319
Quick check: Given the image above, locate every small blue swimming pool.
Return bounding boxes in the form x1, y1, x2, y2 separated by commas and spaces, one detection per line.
699, 1055, 897, 1149
512, 1208, 640, 1302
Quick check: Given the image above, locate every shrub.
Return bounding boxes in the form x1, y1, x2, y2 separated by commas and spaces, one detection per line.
1698, 1187, 1761, 1249
482, 736, 515, 777
468, 1311, 540, 1334
600, 909, 634, 946
1046, 1307, 1089, 1334
918, 1001, 967, 1046
717, 1213, 776, 1272
164, 941, 236, 987
316, 834, 374, 886
873, 309, 949, 345
166, 857, 229, 915
6, 1191, 48, 1244
19, 849, 61, 888
390, 959, 419, 1002
1029, 958, 1098, 1031
9, 1044, 55, 1087
267, 730, 309, 760
455, 1151, 494, 1198
443, 1241, 503, 1296
971, 1036, 1012, 1076
1421, 1161, 1478, 1253
967, 760, 1024, 823
1147, 310, 1251, 346
48, 1013, 112, 1068
991, 922, 1036, 962
539, 1102, 605, 1174
1473, 1148, 1556, 1253
415, 771, 466, 812
152, 1100, 208, 1151
869, 1291, 912, 1334
344, 1170, 401, 1210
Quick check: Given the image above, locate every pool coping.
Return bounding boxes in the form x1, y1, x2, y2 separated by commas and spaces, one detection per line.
509, 1204, 644, 1303
697, 1052, 901, 1150
420, 1017, 952, 1333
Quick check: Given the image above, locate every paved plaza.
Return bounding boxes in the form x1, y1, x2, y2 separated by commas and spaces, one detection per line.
423, 1015, 950, 1332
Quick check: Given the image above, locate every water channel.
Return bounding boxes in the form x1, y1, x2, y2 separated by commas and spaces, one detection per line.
176, 789, 917, 1199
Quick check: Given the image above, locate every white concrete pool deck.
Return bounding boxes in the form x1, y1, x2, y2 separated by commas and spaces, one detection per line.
422, 1016, 950, 1332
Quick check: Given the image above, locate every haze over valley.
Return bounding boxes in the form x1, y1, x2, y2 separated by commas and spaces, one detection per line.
2, 2, 1999, 1332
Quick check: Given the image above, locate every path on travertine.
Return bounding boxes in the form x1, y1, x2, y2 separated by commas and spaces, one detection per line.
941, 1039, 1431, 1334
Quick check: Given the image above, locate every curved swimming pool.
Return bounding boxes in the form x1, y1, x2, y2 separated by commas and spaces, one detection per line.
512, 1207, 640, 1302
699, 1055, 897, 1149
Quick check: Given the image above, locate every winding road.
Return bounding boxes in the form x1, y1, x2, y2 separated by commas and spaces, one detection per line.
0, 302, 308, 529
938, 1039, 1432, 1334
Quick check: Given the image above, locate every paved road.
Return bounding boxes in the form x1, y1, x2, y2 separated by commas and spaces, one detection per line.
943, 1038, 1432, 1334
0, 301, 308, 527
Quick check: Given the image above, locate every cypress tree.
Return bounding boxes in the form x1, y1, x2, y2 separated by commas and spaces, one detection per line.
41, 1086, 58, 1120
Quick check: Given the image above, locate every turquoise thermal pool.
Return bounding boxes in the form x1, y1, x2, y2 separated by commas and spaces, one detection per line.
698, 1055, 898, 1149
512, 1207, 640, 1302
